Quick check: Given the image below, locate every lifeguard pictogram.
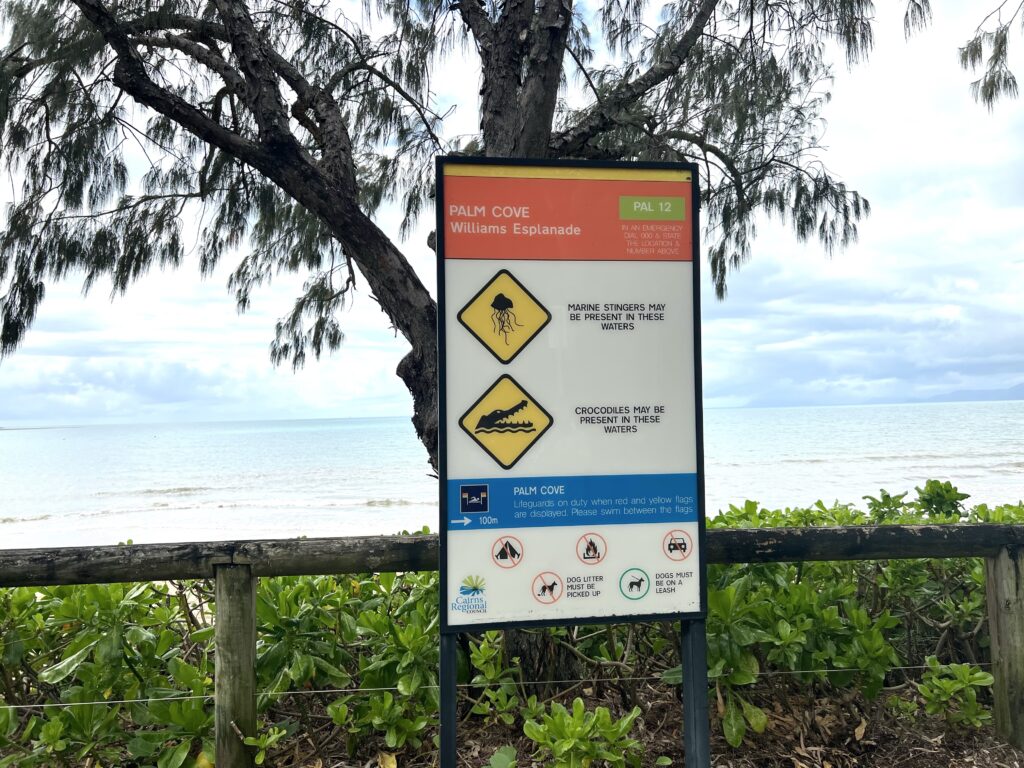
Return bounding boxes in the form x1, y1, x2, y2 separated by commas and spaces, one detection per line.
458, 270, 550, 363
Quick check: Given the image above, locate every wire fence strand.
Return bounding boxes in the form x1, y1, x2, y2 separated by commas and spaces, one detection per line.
0, 662, 992, 711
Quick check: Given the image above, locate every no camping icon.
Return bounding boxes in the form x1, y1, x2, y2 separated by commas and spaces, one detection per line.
491, 535, 524, 569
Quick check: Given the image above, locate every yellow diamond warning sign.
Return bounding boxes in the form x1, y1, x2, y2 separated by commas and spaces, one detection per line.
459, 375, 553, 469
458, 270, 550, 363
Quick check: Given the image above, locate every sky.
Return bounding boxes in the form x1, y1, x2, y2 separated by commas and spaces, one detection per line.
0, 1, 1022, 426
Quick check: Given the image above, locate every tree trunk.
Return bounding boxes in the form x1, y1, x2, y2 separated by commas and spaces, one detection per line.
469, 0, 582, 688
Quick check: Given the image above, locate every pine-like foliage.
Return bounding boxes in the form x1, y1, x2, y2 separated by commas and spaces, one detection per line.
0, 0, 1015, 454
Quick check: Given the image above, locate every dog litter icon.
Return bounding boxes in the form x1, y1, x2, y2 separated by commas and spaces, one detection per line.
532, 572, 562, 604
458, 270, 551, 364
459, 375, 553, 469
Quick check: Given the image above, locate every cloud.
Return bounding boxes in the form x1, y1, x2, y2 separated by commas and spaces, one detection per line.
697, 0, 1024, 409
2, 0, 1023, 424
0, 254, 418, 425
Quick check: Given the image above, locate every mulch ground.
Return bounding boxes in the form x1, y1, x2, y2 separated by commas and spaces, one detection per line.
455, 689, 1024, 768
266, 687, 1024, 767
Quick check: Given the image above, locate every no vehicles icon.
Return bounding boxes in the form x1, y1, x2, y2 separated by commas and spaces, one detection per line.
663, 529, 693, 561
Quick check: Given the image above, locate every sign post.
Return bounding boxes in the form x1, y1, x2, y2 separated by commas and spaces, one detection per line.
436, 158, 707, 766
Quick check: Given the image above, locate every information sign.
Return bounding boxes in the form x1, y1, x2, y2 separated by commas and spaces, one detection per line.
438, 158, 706, 630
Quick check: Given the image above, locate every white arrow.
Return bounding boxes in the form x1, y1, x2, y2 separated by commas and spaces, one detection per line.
449, 516, 471, 526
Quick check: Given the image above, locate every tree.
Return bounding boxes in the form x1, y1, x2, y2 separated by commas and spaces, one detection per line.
0, 0, 1019, 462
958, 1, 1021, 108
1, 0, 1018, 697
0, 0, 885, 464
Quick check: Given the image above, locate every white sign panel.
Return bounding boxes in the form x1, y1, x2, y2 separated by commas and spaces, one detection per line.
438, 160, 705, 629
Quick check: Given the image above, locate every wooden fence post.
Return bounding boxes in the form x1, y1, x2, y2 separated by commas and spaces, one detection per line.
985, 546, 1024, 748
215, 564, 257, 768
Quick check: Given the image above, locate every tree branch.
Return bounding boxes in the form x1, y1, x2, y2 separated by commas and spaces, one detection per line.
332, 63, 442, 149
70, 0, 270, 170
130, 32, 246, 93
515, 0, 574, 155
263, 46, 358, 189
210, 0, 295, 147
454, 0, 495, 50
659, 128, 747, 213
549, 0, 720, 156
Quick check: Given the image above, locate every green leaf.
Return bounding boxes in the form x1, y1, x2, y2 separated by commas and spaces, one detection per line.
741, 699, 768, 734
488, 745, 518, 768
327, 701, 349, 726
312, 655, 349, 682
971, 671, 994, 687
39, 642, 97, 684
660, 665, 682, 685
169, 658, 201, 688
190, 626, 216, 644
127, 734, 166, 758
288, 653, 315, 684
157, 741, 191, 768
2, 631, 25, 666
722, 700, 746, 747
523, 720, 545, 743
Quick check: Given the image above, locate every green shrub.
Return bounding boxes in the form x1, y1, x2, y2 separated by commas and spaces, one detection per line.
0, 486, 1017, 760
523, 697, 644, 767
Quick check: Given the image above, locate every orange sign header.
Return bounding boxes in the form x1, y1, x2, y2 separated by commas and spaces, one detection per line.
441, 164, 694, 262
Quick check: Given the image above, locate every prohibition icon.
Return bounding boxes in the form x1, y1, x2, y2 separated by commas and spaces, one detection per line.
492, 535, 524, 569
532, 572, 562, 604
662, 529, 693, 561
576, 533, 607, 565
459, 375, 553, 469
458, 270, 551, 363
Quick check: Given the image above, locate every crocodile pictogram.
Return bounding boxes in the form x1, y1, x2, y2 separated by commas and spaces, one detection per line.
474, 399, 535, 433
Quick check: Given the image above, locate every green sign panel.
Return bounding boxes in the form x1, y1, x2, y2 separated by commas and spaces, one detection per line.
619, 195, 686, 221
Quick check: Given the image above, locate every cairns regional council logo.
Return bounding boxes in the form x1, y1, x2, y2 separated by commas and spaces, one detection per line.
452, 575, 488, 615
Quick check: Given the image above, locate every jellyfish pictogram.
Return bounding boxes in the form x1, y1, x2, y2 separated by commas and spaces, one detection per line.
490, 292, 524, 344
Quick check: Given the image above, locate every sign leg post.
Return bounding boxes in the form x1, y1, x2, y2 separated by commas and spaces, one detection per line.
440, 632, 458, 768
681, 618, 711, 768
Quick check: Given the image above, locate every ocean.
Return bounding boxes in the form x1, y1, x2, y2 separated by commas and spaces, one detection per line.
1, 400, 1022, 549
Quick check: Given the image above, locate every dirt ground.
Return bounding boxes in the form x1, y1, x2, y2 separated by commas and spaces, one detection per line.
456, 690, 1024, 768
266, 688, 1024, 767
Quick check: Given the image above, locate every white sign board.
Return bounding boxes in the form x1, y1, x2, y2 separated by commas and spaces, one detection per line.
438, 159, 705, 629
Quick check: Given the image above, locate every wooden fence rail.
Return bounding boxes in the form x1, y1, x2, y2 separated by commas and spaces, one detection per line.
2, 523, 1023, 587
2, 523, 1023, 766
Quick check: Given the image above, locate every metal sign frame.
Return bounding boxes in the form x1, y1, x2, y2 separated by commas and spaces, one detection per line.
436, 156, 710, 767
